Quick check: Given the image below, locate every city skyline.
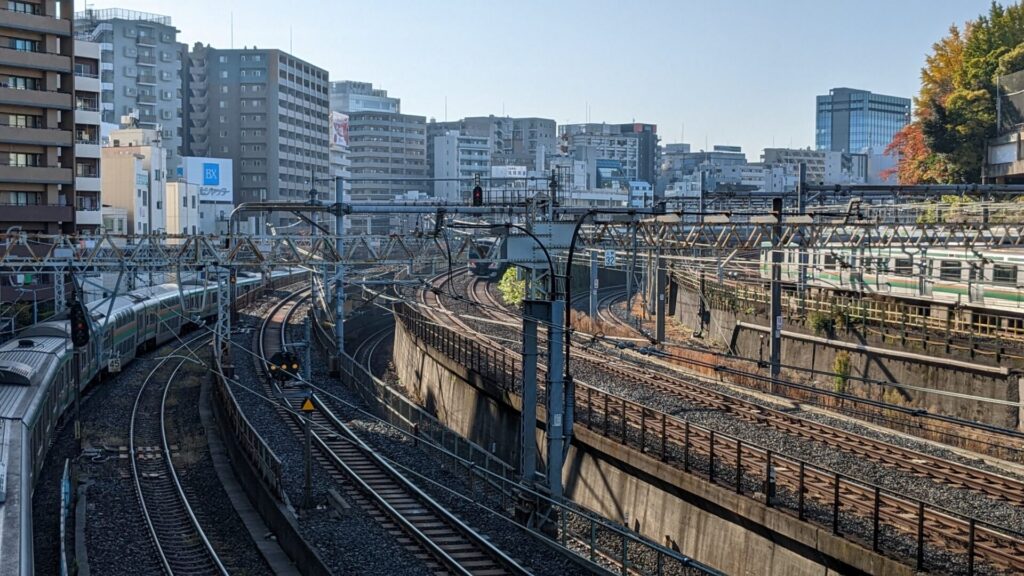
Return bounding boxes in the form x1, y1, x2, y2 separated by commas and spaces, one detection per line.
86, 0, 994, 156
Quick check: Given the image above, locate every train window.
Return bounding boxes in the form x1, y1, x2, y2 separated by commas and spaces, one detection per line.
894, 259, 913, 275
938, 260, 961, 281
968, 263, 982, 281
823, 254, 836, 269
993, 264, 1018, 286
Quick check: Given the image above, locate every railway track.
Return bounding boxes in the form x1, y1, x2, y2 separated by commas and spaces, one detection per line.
417, 269, 1024, 574
462, 271, 1024, 508
260, 289, 530, 576
130, 337, 228, 576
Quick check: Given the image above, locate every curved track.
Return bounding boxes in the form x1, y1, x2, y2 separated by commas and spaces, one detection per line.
130, 337, 228, 576
261, 289, 529, 576
419, 269, 1024, 574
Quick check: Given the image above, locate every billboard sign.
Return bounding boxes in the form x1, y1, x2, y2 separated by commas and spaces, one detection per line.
331, 111, 349, 148
182, 157, 233, 203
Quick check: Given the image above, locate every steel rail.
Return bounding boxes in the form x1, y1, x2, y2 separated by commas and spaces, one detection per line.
129, 334, 228, 576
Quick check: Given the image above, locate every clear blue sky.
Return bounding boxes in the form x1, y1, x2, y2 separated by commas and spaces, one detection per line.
87, 0, 998, 158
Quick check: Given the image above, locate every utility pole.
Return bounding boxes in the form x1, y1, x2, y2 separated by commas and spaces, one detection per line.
769, 197, 783, 392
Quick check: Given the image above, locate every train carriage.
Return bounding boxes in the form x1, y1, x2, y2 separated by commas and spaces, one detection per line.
761, 244, 1024, 313
0, 267, 306, 574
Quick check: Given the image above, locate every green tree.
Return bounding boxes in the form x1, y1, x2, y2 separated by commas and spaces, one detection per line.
889, 2, 1024, 183
497, 267, 525, 306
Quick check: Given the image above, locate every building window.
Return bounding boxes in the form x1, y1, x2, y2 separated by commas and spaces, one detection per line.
993, 264, 1018, 286
0, 191, 40, 205
6, 114, 41, 128
5, 75, 39, 90
220, 71, 228, 78
218, 56, 227, 63
182, 194, 187, 207
7, 152, 41, 167
9, 38, 41, 52
191, 195, 196, 208
7, 1, 41, 14
156, 200, 162, 209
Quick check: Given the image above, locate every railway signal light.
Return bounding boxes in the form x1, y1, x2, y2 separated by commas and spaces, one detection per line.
472, 185, 483, 207
69, 300, 90, 348
268, 351, 300, 382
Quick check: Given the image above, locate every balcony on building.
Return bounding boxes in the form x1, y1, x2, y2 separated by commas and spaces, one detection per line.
136, 53, 156, 66
74, 61, 101, 92
1, 3, 71, 36
137, 73, 157, 85
0, 189, 73, 223
5, 128, 73, 155
0, 80, 71, 109
137, 92, 156, 104
0, 44, 70, 74
75, 194, 102, 226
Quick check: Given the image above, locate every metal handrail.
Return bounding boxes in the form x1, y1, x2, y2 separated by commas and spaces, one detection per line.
396, 302, 1024, 574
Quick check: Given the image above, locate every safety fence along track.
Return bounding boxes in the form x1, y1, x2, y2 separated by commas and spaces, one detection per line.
409, 273, 1024, 575
130, 338, 228, 576
260, 289, 530, 576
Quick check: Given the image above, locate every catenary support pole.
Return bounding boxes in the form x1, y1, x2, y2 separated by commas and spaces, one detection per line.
546, 299, 566, 501
334, 178, 345, 359
589, 249, 598, 320
797, 163, 808, 301
655, 250, 666, 343
520, 301, 543, 489
770, 197, 783, 392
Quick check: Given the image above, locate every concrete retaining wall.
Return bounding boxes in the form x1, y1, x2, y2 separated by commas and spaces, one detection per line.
211, 374, 332, 576
675, 283, 1022, 429
393, 317, 911, 576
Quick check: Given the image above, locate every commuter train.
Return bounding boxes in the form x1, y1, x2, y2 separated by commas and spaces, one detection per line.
0, 267, 305, 575
468, 237, 508, 278
760, 245, 1024, 312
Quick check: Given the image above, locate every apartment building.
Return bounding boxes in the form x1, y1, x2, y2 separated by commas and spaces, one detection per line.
73, 38, 101, 231
184, 45, 330, 229
432, 130, 490, 202
0, 0, 76, 235
74, 8, 183, 171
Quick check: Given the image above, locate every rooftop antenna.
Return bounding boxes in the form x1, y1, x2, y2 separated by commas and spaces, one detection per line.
289, 26, 293, 53
444, 96, 448, 122
230, 12, 234, 48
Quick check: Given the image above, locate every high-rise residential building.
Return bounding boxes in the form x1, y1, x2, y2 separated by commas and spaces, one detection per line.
616, 123, 658, 186
183, 45, 330, 229
74, 39, 102, 232
331, 81, 425, 232
433, 131, 491, 202
346, 110, 426, 232
559, 122, 658, 186
74, 8, 184, 171
815, 87, 911, 153
427, 116, 555, 177
0, 0, 76, 236
329, 80, 400, 114
762, 148, 856, 185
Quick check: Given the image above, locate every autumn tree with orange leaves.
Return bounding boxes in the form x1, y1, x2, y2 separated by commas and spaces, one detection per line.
887, 3, 1024, 183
